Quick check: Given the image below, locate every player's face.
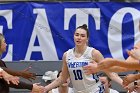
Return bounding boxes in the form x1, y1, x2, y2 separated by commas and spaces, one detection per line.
0, 38, 7, 53
99, 77, 110, 89
74, 28, 88, 46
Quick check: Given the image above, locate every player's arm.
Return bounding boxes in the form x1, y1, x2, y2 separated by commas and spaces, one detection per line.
92, 50, 123, 86
98, 56, 140, 72
44, 52, 70, 92
95, 51, 123, 85
105, 71, 123, 86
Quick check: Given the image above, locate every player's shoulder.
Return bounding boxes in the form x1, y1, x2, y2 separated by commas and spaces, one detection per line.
63, 48, 74, 58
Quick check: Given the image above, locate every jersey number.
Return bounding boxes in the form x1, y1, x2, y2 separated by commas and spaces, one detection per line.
73, 70, 83, 80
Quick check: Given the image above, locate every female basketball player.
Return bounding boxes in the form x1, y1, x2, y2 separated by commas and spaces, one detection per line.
44, 24, 123, 93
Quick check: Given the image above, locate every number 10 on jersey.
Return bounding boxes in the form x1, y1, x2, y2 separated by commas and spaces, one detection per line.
73, 70, 83, 80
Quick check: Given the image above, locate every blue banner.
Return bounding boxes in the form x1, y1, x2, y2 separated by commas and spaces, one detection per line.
0, 2, 140, 61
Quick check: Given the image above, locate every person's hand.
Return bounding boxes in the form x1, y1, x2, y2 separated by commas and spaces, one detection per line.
83, 61, 98, 75
123, 74, 137, 86
2, 70, 19, 85
127, 48, 140, 60
124, 82, 137, 93
133, 85, 140, 92
31, 83, 45, 93
97, 58, 116, 70
20, 65, 36, 81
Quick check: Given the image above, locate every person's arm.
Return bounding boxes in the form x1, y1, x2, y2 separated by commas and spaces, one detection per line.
134, 74, 140, 80
0, 60, 36, 81
83, 51, 123, 74
1, 67, 36, 81
123, 74, 140, 86
83, 49, 123, 85
8, 81, 33, 90
0, 67, 19, 85
123, 79, 140, 93
98, 57, 140, 72
107, 56, 140, 72
106, 72, 123, 86
8, 81, 44, 92
108, 66, 130, 72
92, 50, 123, 86
44, 52, 70, 92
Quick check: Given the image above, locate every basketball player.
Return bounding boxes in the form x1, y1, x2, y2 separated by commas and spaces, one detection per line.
44, 24, 123, 93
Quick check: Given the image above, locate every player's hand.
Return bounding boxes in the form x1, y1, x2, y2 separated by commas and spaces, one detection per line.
83, 61, 98, 75
31, 83, 45, 93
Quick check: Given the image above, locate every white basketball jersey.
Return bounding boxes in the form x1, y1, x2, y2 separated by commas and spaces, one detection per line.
51, 87, 74, 93
66, 47, 104, 93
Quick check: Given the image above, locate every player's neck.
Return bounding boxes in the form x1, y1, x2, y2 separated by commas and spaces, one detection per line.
74, 45, 87, 58
75, 45, 87, 54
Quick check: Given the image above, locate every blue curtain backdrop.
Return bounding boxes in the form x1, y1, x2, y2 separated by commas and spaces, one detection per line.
0, 2, 140, 61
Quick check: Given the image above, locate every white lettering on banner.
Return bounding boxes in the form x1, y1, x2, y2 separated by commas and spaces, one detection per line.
0, 8, 139, 61
108, 7, 140, 60
64, 8, 100, 29
0, 10, 13, 61
25, 9, 58, 61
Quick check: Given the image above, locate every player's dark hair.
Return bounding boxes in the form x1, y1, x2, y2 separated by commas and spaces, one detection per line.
76, 24, 89, 38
